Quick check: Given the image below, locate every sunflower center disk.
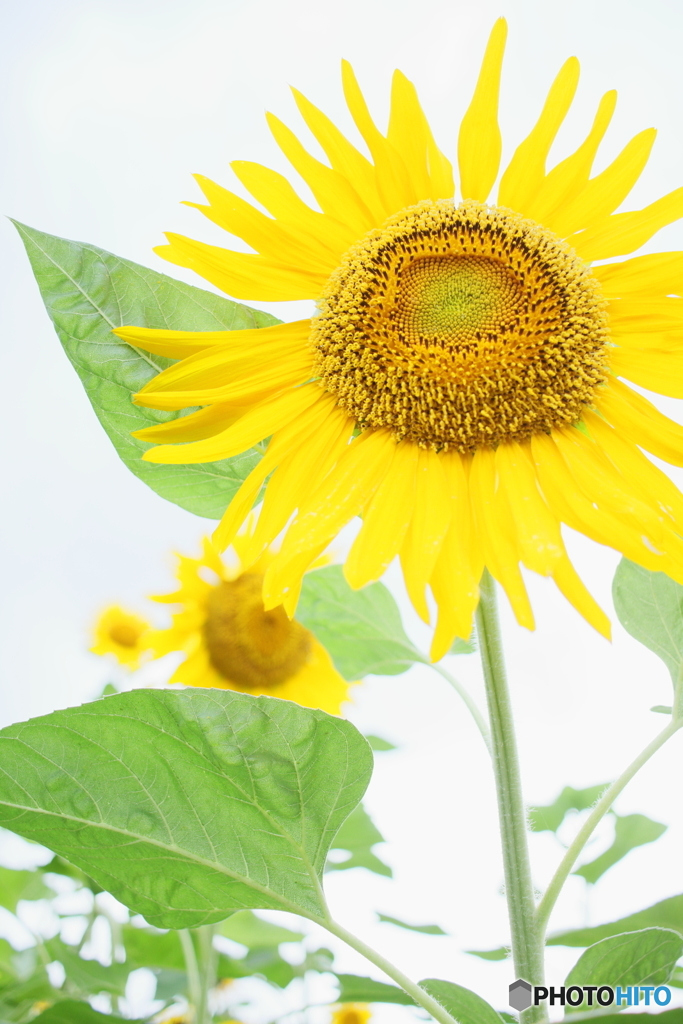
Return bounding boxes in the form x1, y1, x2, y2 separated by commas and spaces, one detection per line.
311, 199, 609, 451
203, 573, 311, 688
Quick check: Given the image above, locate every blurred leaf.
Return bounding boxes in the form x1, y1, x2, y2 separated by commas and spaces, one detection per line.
31, 1000, 142, 1023
0, 967, 59, 1022
497, 1015, 517, 1023
652, 705, 673, 714
528, 783, 608, 833
326, 803, 392, 878
420, 978, 504, 1024
465, 947, 508, 961
218, 911, 304, 947
449, 636, 476, 655
560, 1013, 683, 1023
336, 974, 417, 1005
0, 690, 372, 930
122, 925, 185, 972
152, 968, 188, 1001
565, 928, 683, 998
41, 856, 103, 895
378, 914, 447, 936
297, 566, 425, 678
549, 894, 683, 946
670, 965, 683, 988
14, 221, 274, 519
0, 866, 51, 912
44, 938, 128, 997
574, 813, 667, 884
217, 947, 294, 989
613, 559, 683, 682
364, 735, 397, 752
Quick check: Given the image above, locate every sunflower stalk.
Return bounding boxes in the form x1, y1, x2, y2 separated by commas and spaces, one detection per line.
475, 570, 546, 1024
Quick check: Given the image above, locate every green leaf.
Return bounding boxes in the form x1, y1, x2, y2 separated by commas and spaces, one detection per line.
31, 1001, 142, 1023
218, 910, 304, 947
335, 974, 417, 1005
122, 925, 185, 972
465, 947, 508, 961
574, 813, 667, 884
378, 914, 447, 936
528, 783, 608, 833
0, 865, 51, 912
613, 558, 683, 682
0, 689, 372, 929
297, 566, 425, 678
14, 221, 275, 519
549, 894, 683, 947
44, 938, 128, 997
565, 928, 683, 997
326, 803, 392, 878
419, 979, 504, 1024
449, 636, 477, 655
364, 735, 397, 752
566, 1015, 683, 1024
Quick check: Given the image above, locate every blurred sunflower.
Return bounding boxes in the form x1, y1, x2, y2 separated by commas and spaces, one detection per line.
91, 606, 152, 669
116, 19, 683, 657
331, 1005, 372, 1024
149, 535, 350, 714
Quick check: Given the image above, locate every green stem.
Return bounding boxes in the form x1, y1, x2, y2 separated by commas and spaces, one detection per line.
320, 916, 458, 1024
475, 570, 546, 1024
430, 663, 492, 753
179, 929, 202, 1022
535, 715, 683, 939
195, 925, 218, 1024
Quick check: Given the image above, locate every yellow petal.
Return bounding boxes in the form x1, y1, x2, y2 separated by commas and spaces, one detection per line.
399, 447, 452, 622
497, 56, 579, 215
610, 346, 683, 398
115, 318, 309, 360
552, 556, 611, 639
142, 382, 321, 464
133, 404, 240, 443
495, 441, 564, 575
388, 71, 454, 201
593, 251, 683, 297
569, 186, 683, 262
458, 18, 507, 202
598, 377, 683, 466
525, 90, 616, 227
549, 129, 656, 239
272, 637, 351, 715
156, 233, 325, 301
469, 447, 535, 629
345, 441, 419, 588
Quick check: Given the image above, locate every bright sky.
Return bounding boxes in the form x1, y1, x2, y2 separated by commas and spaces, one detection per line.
3, 0, 683, 1020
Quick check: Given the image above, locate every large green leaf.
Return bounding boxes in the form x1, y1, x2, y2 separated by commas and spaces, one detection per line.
297, 566, 426, 678
219, 910, 304, 947
335, 974, 417, 1005
613, 559, 683, 683
574, 813, 667, 884
549, 894, 683, 946
0, 690, 372, 929
419, 979, 504, 1024
528, 784, 608, 833
44, 938, 128, 997
15, 221, 276, 519
326, 803, 392, 878
565, 928, 683, 996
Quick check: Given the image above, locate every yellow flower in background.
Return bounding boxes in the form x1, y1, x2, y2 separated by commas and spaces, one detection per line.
116, 19, 683, 658
331, 1005, 372, 1024
91, 605, 151, 669
150, 535, 351, 714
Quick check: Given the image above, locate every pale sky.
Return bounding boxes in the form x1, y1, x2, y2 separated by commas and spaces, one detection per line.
3, 1, 683, 1019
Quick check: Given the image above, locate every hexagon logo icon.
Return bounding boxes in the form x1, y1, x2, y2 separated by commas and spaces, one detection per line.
509, 978, 532, 1011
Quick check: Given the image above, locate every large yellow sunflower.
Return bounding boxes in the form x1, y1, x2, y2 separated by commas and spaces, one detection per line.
115, 20, 683, 659
149, 535, 351, 714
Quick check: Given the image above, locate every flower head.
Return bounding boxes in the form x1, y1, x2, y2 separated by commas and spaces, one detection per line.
116, 20, 683, 657
150, 535, 351, 714
331, 1005, 372, 1024
91, 605, 152, 669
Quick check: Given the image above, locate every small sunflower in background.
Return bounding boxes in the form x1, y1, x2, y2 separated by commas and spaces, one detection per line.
148, 534, 351, 714
90, 605, 152, 669
115, 18, 683, 659
331, 1005, 372, 1024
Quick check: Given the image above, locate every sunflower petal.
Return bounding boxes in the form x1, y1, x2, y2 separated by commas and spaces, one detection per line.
458, 18, 508, 202
598, 377, 683, 466
400, 447, 452, 622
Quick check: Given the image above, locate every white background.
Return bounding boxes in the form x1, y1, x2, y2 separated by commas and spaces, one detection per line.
3, 0, 683, 1019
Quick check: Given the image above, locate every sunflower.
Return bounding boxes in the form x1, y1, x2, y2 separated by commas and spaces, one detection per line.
331, 1005, 372, 1024
149, 535, 351, 714
115, 20, 683, 659
91, 605, 152, 669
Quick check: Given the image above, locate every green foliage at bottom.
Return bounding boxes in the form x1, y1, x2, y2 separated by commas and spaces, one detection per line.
420, 978, 504, 1024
